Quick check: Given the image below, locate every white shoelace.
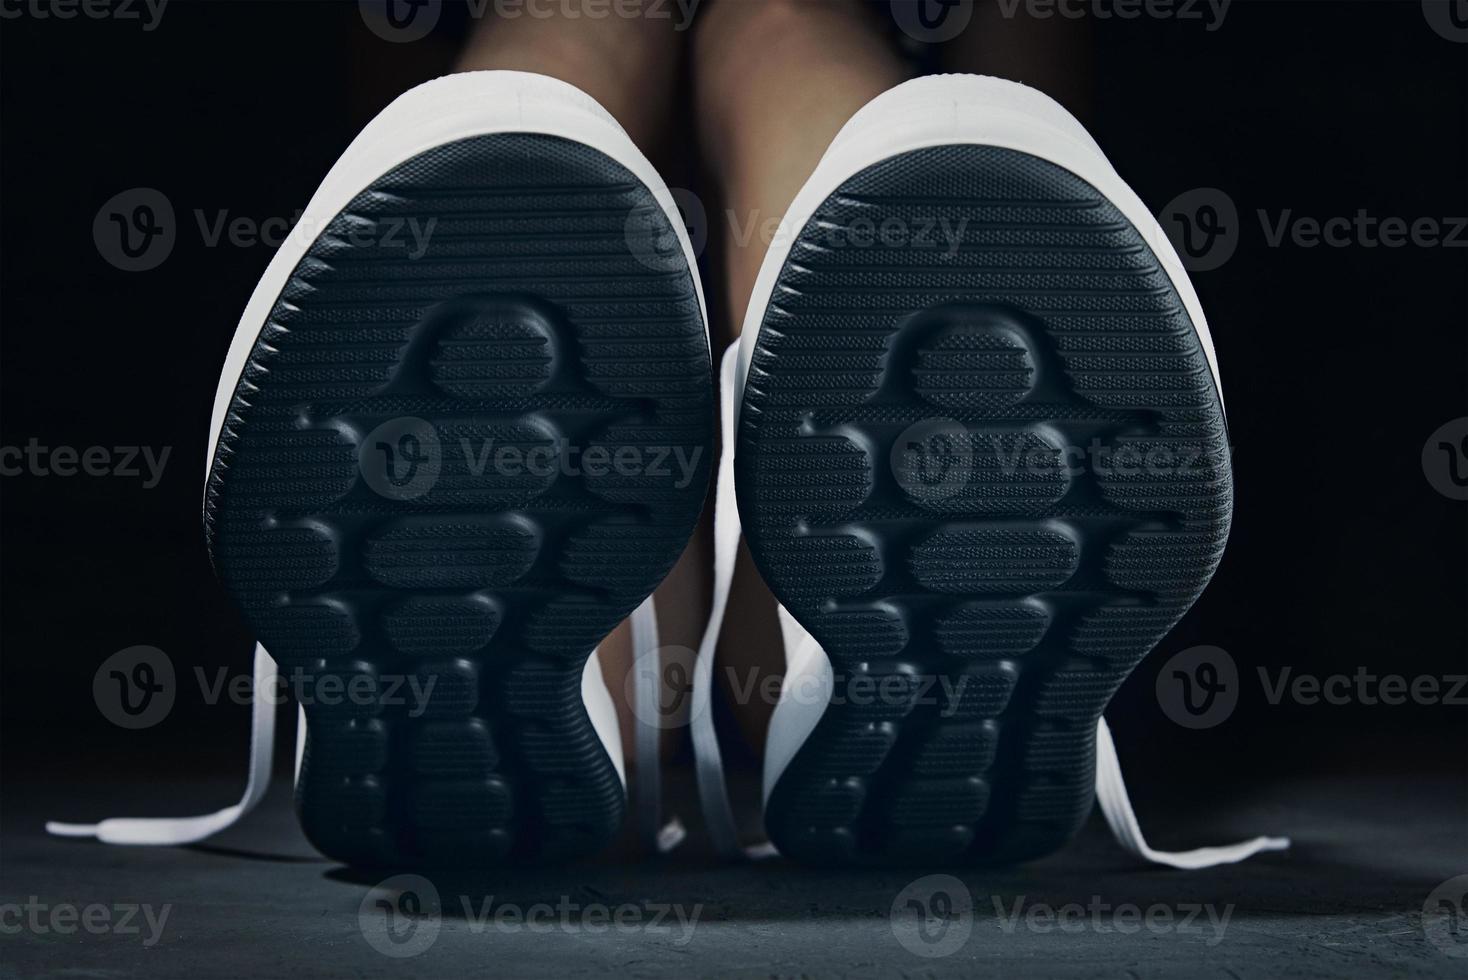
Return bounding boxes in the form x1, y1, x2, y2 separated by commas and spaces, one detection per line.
1093, 716, 1288, 868
47, 641, 283, 845
689, 343, 754, 859
48, 599, 669, 851
690, 341, 1290, 868
628, 596, 688, 854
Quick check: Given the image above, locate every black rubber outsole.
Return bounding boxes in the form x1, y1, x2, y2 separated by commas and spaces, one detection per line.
206, 134, 712, 869
741, 146, 1231, 866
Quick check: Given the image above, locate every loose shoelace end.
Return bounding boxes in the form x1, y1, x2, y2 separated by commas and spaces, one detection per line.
656, 818, 688, 854
45, 821, 100, 838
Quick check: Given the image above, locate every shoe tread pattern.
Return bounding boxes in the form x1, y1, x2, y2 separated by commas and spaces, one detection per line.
742, 146, 1229, 865
206, 134, 711, 868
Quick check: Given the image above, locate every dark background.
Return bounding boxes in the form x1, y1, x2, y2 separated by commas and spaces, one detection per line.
1, 0, 1464, 814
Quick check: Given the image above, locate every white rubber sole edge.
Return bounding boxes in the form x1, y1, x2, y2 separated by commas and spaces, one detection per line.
203, 69, 709, 793
752, 73, 1226, 807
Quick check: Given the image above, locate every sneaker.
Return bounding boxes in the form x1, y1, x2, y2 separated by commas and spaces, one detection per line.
691, 74, 1287, 867
48, 70, 712, 868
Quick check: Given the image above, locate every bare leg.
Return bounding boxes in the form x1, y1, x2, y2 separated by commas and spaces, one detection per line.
455, 8, 704, 770
455, 1, 684, 157
694, 0, 908, 750
939, 1, 1095, 123
696, 0, 908, 336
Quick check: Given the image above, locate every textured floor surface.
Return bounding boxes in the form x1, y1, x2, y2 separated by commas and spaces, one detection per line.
4, 765, 1464, 979
743, 146, 1231, 865
206, 134, 711, 868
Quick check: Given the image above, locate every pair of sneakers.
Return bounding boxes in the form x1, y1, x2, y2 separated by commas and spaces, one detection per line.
50, 70, 1287, 871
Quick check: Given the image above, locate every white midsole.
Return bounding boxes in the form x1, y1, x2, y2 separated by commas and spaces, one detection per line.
203, 70, 707, 792
749, 74, 1227, 807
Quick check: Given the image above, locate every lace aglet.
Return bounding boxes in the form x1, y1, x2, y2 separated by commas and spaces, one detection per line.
45, 821, 100, 838
656, 817, 687, 854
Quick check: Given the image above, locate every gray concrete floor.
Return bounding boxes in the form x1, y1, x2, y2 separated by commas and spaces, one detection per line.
3, 769, 1465, 979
